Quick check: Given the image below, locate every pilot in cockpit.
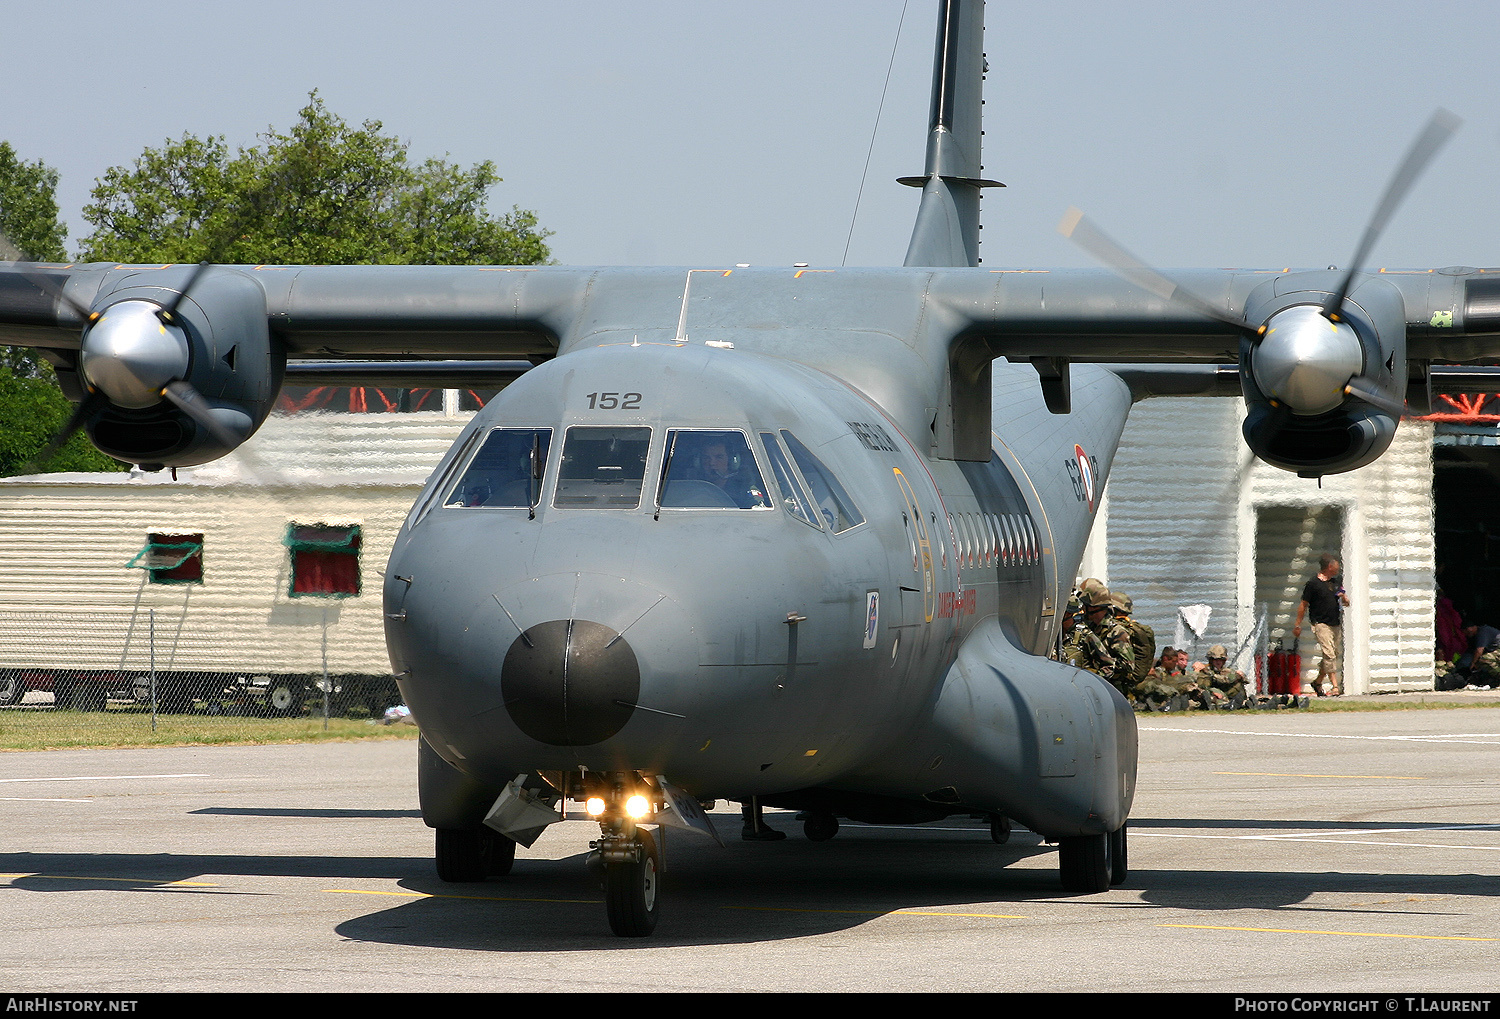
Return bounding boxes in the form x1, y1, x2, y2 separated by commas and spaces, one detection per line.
679, 433, 770, 509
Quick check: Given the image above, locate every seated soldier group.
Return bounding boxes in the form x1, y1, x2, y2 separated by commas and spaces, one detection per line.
1053, 579, 1255, 711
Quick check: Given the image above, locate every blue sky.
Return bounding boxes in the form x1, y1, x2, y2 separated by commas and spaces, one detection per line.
6, 1, 1498, 271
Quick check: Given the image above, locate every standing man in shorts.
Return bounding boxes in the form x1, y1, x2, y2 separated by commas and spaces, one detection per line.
1293, 553, 1351, 696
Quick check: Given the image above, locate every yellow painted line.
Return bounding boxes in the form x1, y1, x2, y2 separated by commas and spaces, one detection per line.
723, 905, 1026, 919
1161, 923, 1496, 942
3, 873, 217, 886
793, 269, 833, 278
326, 888, 599, 905
1213, 771, 1426, 780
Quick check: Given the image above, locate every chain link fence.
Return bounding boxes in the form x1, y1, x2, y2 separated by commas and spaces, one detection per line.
0, 610, 405, 741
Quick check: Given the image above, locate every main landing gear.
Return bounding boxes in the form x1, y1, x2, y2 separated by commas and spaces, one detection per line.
1058, 823, 1128, 893
434, 828, 517, 882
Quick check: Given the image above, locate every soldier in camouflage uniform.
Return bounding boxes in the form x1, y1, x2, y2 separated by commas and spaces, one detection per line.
1134, 648, 1182, 714
1472, 646, 1500, 688
1132, 647, 1197, 710
1111, 591, 1156, 687
1195, 644, 1250, 707
1082, 586, 1135, 698
1054, 593, 1117, 681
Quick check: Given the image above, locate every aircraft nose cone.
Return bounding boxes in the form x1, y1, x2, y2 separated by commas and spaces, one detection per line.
502, 619, 640, 746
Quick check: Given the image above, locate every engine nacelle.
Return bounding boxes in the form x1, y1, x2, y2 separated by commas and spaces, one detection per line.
1239, 273, 1406, 477
75, 268, 283, 468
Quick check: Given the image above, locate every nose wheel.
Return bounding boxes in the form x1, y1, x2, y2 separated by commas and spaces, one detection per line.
603, 828, 660, 937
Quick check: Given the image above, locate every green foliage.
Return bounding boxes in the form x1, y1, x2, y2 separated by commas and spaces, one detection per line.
0, 143, 69, 379
79, 93, 552, 266
0, 141, 67, 263
0, 366, 125, 475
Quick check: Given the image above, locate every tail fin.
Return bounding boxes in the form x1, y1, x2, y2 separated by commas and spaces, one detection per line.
900, 0, 1002, 267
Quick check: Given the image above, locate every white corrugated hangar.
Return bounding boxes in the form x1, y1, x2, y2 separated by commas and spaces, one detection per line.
1082, 392, 1496, 695
0, 388, 473, 712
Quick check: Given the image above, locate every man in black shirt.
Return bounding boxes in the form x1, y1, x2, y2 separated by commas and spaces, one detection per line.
1293, 553, 1350, 696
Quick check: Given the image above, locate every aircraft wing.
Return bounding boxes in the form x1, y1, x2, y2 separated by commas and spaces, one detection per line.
0, 263, 585, 358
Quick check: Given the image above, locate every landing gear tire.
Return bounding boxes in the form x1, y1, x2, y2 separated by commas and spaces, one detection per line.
1108, 824, 1128, 886
488, 832, 517, 877
1058, 832, 1110, 893
435, 828, 514, 882
803, 813, 839, 842
605, 829, 659, 937
0, 672, 20, 706
990, 815, 1012, 845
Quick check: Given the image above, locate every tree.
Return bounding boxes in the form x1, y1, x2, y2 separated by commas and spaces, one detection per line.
0, 367, 124, 475
0, 142, 67, 263
0, 143, 69, 379
80, 93, 552, 266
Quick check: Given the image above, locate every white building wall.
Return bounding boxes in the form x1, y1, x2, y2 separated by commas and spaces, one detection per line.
0, 411, 471, 676
1106, 397, 1435, 693
1101, 398, 1245, 659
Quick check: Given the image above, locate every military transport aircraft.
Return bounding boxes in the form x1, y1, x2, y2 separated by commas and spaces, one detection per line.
2, 0, 1498, 937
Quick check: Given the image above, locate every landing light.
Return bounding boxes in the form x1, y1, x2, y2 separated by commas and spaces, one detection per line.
625, 795, 651, 818
586, 797, 606, 816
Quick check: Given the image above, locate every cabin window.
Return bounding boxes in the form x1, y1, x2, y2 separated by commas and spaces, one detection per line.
553, 426, 652, 509
759, 433, 820, 528
444, 427, 552, 509
286, 524, 361, 597
656, 430, 772, 509
779, 430, 864, 533
127, 532, 204, 585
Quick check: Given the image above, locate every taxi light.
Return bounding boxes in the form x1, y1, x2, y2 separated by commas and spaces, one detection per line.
586, 797, 606, 816
625, 795, 651, 818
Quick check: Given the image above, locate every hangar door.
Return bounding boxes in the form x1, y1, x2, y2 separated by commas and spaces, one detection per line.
1433, 443, 1500, 628
1254, 505, 1343, 686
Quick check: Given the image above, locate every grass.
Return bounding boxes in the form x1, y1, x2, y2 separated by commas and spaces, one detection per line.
4, 693, 1498, 752
1299, 697, 1500, 712
0, 704, 421, 751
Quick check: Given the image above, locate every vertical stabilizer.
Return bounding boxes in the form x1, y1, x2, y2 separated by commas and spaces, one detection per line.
901, 0, 1002, 267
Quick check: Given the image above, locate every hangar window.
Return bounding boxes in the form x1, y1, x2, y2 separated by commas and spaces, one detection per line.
286, 524, 361, 598
553, 426, 652, 509
127, 533, 204, 585
444, 427, 552, 509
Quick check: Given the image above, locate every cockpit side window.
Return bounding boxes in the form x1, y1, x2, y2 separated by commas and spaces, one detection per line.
553, 426, 652, 509
657, 430, 773, 509
759, 432, 820, 528
444, 428, 552, 508
779, 430, 865, 533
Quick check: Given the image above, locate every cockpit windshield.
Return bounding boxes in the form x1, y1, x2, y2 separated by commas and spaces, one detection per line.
553, 426, 652, 508
656, 430, 773, 509
780, 430, 864, 533
443, 427, 551, 508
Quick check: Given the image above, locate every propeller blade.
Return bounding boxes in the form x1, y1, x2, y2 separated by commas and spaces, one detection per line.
156, 261, 212, 325
1343, 375, 1409, 418
1058, 208, 1255, 334
0, 231, 97, 325
160, 379, 243, 450
1323, 108, 1461, 318
22, 388, 109, 474
162, 379, 285, 487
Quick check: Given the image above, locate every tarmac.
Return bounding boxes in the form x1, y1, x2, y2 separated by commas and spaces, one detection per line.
2, 698, 1498, 993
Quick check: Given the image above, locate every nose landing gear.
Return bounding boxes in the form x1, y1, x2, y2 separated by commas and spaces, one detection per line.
600, 827, 660, 936
587, 775, 664, 937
